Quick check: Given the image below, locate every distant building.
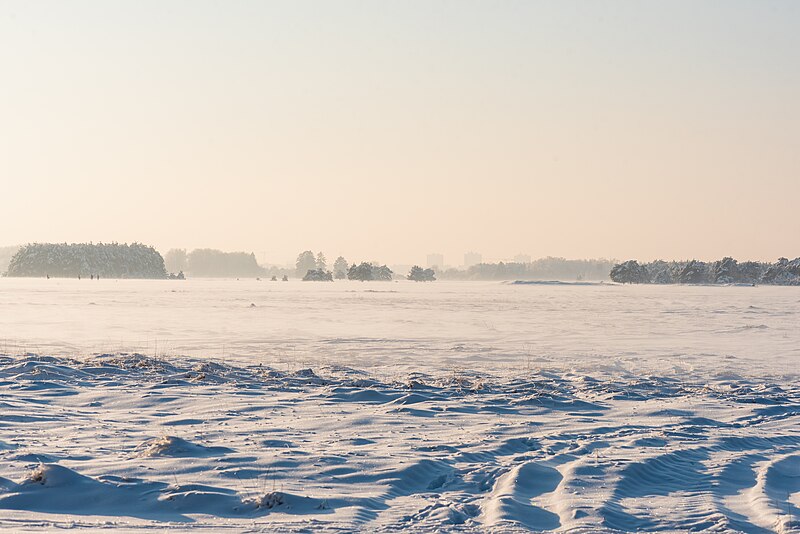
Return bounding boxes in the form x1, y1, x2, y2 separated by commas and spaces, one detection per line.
513, 254, 531, 264
464, 252, 482, 268
426, 253, 444, 270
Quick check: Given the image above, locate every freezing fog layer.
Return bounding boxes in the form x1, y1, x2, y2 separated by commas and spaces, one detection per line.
0, 278, 797, 375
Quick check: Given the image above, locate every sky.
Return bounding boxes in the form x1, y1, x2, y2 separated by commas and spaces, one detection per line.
1, 1, 798, 266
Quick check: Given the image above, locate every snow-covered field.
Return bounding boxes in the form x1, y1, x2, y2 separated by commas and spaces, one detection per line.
0, 279, 798, 532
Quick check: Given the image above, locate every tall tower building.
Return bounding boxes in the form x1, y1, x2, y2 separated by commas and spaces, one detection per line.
426, 253, 444, 270
464, 252, 482, 268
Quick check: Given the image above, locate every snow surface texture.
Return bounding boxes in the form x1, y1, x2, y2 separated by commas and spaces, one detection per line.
0, 279, 798, 532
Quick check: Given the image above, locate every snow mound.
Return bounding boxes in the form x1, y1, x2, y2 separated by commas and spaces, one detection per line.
134, 436, 232, 458
0, 463, 328, 523
0, 347, 798, 531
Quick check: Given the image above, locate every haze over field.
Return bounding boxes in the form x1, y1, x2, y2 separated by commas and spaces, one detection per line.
1, 1, 799, 264
2, 3, 800, 532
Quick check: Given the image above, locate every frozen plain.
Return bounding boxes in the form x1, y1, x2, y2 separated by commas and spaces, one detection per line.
0, 278, 798, 532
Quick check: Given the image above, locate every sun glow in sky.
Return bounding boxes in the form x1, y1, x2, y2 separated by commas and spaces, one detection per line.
1, 1, 798, 264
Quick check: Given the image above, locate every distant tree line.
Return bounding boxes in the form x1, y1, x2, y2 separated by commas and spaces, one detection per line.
4, 242, 634, 284
0, 246, 19, 275
610, 257, 800, 285
6, 243, 167, 279
166, 248, 265, 278
161, 248, 402, 281
436, 257, 615, 281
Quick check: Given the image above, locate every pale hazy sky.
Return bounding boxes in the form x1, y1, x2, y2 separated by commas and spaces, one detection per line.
1, 1, 798, 265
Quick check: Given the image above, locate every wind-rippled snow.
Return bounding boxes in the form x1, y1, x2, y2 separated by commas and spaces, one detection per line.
0, 279, 798, 532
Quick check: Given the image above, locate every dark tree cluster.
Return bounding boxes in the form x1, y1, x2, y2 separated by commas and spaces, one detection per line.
302, 268, 333, 281
609, 260, 650, 284
609, 257, 800, 285
407, 266, 436, 282
347, 262, 393, 281
6, 242, 168, 279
